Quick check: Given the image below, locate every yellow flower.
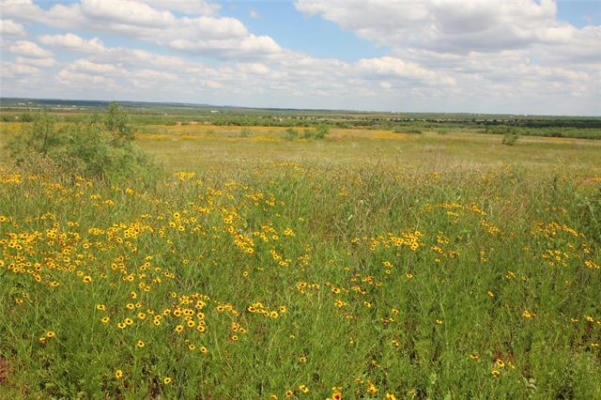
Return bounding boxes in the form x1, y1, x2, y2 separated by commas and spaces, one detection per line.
285, 390, 294, 398
163, 377, 172, 385
115, 370, 123, 379
299, 384, 309, 393
100, 316, 110, 324
46, 330, 56, 338
435, 319, 443, 325
491, 370, 501, 377
522, 310, 534, 319
136, 340, 145, 348
82, 275, 92, 283
96, 304, 106, 311
175, 325, 184, 333
385, 393, 398, 400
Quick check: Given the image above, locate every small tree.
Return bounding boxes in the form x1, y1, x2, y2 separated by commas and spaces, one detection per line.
502, 128, 519, 145
7, 104, 157, 183
105, 102, 134, 143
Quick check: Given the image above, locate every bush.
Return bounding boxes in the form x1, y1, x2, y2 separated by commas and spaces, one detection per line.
6, 103, 159, 183
285, 127, 299, 140
313, 124, 330, 139
502, 129, 520, 145
300, 125, 329, 139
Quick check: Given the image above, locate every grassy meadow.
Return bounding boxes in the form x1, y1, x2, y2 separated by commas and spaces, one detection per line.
1, 118, 601, 399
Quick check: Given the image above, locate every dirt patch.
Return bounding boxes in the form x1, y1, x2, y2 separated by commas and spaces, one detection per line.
0, 357, 9, 384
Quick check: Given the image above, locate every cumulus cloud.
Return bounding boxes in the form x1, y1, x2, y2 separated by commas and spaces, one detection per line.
356, 56, 456, 86
1, 0, 282, 59
0, 0, 598, 114
8, 40, 52, 58
15, 56, 56, 67
0, 19, 26, 36
39, 33, 106, 53
295, 0, 577, 53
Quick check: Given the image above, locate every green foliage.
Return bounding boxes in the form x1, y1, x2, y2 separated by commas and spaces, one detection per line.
313, 124, 330, 139
6, 105, 158, 183
285, 127, 299, 140
394, 127, 422, 134
502, 129, 520, 145
105, 102, 134, 143
239, 128, 252, 137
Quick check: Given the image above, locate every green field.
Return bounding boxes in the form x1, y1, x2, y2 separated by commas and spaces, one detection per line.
1, 112, 600, 399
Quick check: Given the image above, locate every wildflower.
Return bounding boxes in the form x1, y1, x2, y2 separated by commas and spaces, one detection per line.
491, 370, 501, 377
175, 325, 184, 333
96, 304, 106, 311
46, 330, 56, 338
470, 352, 479, 361
124, 318, 134, 325
385, 393, 398, 400
163, 377, 172, 385
136, 340, 145, 348
82, 275, 92, 283
299, 384, 309, 394
115, 370, 123, 379
200, 346, 208, 354
101, 316, 110, 324
435, 319, 443, 325
285, 389, 294, 398
522, 310, 534, 319
367, 380, 378, 395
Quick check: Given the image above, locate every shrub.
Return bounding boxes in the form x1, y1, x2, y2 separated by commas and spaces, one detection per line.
240, 128, 252, 137
502, 129, 520, 145
6, 103, 159, 183
313, 124, 330, 139
286, 127, 299, 140
301, 125, 330, 139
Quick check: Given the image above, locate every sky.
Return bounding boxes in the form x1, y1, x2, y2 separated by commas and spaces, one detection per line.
0, 0, 600, 115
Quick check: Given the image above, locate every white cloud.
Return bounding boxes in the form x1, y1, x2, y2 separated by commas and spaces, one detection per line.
8, 40, 52, 58
295, 0, 577, 53
0, 19, 26, 36
356, 56, 456, 86
39, 33, 106, 53
0, 0, 599, 114
15, 56, 56, 67
143, 0, 220, 16
1, 0, 282, 59
70, 59, 121, 74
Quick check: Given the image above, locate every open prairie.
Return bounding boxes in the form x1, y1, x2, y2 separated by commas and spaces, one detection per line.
1, 116, 600, 399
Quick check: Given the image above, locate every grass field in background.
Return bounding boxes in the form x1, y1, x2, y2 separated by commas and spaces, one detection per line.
1, 122, 600, 399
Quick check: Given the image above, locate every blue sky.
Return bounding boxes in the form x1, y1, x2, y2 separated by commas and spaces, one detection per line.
1, 0, 600, 114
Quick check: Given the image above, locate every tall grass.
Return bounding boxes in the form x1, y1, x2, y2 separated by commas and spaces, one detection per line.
1, 157, 600, 398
